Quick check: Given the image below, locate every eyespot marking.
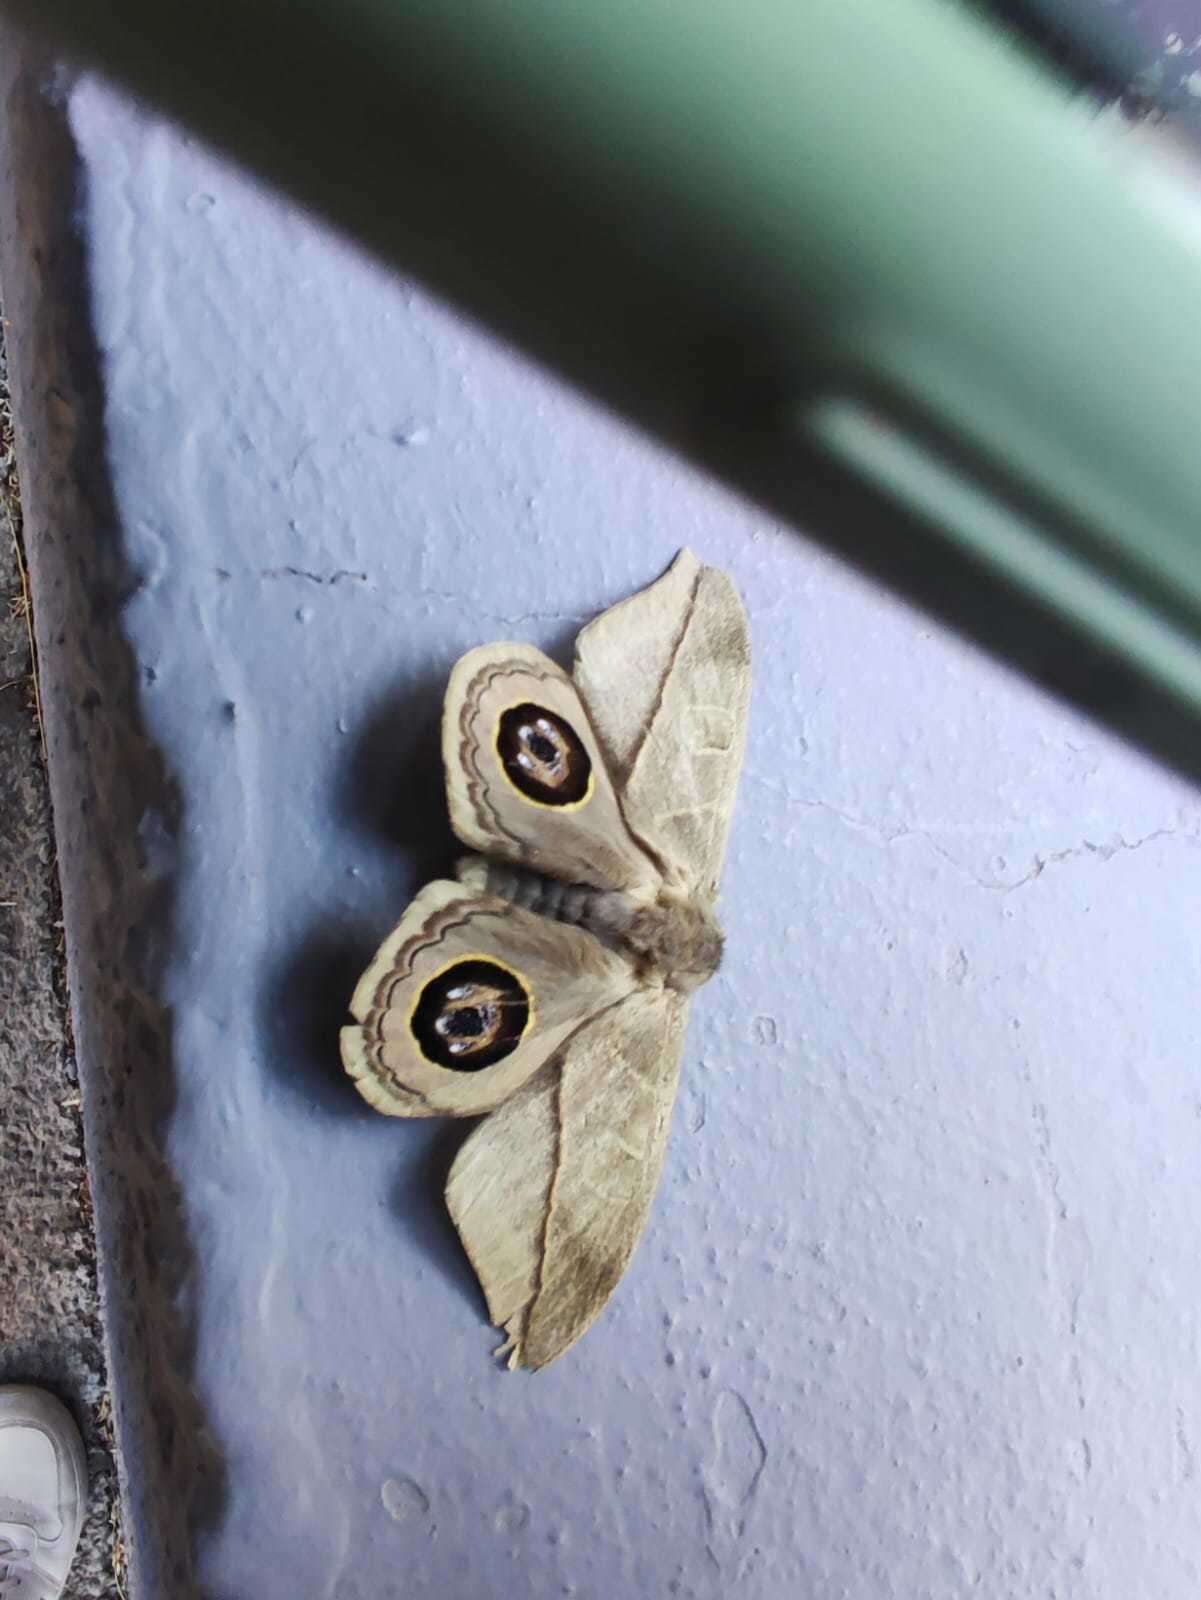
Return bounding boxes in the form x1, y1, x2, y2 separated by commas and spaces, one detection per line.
410, 957, 532, 1071
496, 702, 593, 807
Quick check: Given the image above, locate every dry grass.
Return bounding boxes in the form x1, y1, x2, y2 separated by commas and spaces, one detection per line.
6, 523, 44, 764
94, 1395, 129, 1599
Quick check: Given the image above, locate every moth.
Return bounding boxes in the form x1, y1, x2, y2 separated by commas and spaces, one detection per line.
340, 548, 750, 1369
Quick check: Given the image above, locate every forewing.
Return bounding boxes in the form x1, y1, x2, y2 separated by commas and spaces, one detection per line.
443, 643, 658, 893
573, 548, 702, 784
340, 880, 635, 1118
446, 988, 688, 1369
573, 550, 751, 896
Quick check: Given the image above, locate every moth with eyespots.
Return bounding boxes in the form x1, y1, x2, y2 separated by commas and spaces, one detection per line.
340, 548, 750, 1369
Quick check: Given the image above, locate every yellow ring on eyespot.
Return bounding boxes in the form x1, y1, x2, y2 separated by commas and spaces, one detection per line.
407, 951, 536, 1066
493, 698, 596, 812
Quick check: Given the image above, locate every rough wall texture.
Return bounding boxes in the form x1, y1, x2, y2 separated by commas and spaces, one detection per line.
0, 301, 119, 1597
4, 25, 1201, 1600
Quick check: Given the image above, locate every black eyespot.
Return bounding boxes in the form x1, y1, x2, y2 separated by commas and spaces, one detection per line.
411, 959, 531, 1071
496, 703, 592, 806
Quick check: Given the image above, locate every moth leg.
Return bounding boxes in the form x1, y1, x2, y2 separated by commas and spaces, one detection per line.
493, 1332, 521, 1370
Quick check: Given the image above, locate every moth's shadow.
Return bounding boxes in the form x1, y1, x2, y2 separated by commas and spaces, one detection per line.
389, 1118, 489, 1313
261, 917, 388, 1123
342, 660, 455, 861
265, 619, 584, 1307
261, 660, 483, 1304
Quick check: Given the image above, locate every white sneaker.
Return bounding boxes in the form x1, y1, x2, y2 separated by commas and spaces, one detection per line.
0, 1389, 88, 1599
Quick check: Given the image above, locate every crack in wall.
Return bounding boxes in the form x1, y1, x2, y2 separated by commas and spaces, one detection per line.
750, 771, 1199, 892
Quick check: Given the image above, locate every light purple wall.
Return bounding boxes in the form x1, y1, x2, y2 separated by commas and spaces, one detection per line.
6, 55, 1201, 1600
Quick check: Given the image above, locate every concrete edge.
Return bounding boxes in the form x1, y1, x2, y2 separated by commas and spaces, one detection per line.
0, 29, 226, 1597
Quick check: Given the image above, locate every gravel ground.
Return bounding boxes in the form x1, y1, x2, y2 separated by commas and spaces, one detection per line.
0, 307, 122, 1596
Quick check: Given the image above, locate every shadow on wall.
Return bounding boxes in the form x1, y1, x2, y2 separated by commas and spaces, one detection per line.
257, 659, 488, 1314
0, 45, 225, 1597
260, 660, 454, 1120
257, 618, 586, 1314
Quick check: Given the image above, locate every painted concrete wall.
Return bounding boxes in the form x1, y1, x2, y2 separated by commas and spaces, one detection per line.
6, 58, 1201, 1600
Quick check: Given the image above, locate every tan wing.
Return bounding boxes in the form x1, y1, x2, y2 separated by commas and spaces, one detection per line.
446, 988, 687, 1369
442, 643, 659, 894
573, 548, 702, 785
573, 550, 751, 897
340, 880, 635, 1118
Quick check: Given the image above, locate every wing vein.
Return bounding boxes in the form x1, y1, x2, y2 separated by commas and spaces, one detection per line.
519, 1060, 568, 1354
620, 561, 702, 792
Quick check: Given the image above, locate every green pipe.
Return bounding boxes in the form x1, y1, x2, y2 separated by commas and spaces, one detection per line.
5, 0, 1201, 778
